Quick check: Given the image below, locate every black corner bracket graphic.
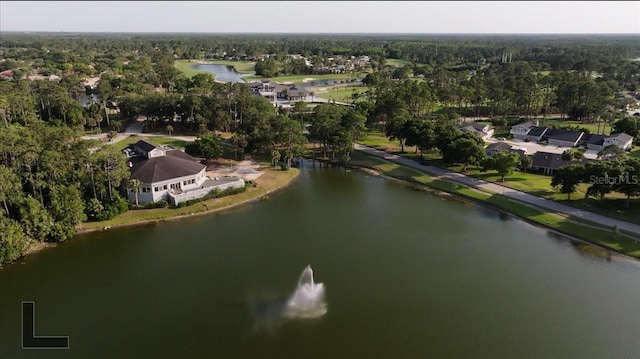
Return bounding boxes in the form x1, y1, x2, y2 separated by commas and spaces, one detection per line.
22, 301, 70, 350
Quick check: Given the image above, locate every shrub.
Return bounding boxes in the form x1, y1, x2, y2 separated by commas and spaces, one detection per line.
171, 184, 249, 208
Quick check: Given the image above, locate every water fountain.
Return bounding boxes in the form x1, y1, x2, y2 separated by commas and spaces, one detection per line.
282, 265, 327, 319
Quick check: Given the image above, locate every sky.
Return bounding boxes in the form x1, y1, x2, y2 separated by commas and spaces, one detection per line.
0, 1, 639, 34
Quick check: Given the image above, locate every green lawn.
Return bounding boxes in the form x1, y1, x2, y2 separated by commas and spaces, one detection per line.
243, 72, 367, 84
537, 118, 608, 135
385, 58, 413, 67
314, 86, 368, 103
175, 59, 256, 79
630, 147, 640, 159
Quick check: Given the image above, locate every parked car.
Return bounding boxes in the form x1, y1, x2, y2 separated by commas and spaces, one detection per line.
498, 137, 506, 141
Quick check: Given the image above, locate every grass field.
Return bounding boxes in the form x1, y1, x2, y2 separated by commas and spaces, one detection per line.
314, 86, 368, 103
243, 72, 368, 84
175, 59, 256, 79
385, 58, 413, 67
537, 118, 609, 134
348, 149, 640, 258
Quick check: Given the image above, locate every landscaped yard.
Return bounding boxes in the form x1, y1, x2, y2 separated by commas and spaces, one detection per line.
536, 118, 610, 134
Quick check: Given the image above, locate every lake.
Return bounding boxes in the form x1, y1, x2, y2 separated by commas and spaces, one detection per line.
190, 64, 252, 83
1, 162, 639, 358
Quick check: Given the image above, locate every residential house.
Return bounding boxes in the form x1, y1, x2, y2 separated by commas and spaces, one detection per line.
485, 142, 528, 158
581, 134, 607, 151
123, 140, 244, 206
530, 151, 589, 175
485, 142, 513, 156
510, 121, 537, 140
459, 122, 494, 140
603, 133, 634, 150
545, 129, 584, 147
524, 126, 549, 142
282, 85, 310, 101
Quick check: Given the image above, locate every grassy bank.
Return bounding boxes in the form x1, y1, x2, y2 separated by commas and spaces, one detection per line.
78, 166, 299, 232
359, 131, 640, 224
347, 150, 640, 259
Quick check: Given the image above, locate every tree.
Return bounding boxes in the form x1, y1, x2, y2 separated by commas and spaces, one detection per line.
271, 148, 281, 168
520, 155, 533, 173
583, 161, 625, 200
166, 124, 174, 136
0, 217, 30, 263
191, 132, 223, 161
107, 130, 117, 142
128, 179, 141, 206
561, 148, 584, 162
615, 158, 640, 207
444, 134, 486, 171
613, 116, 639, 138
597, 145, 626, 160
230, 132, 248, 160
551, 164, 584, 200
482, 151, 520, 182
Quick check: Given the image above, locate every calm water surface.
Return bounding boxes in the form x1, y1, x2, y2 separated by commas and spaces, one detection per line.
190, 64, 251, 83
1, 163, 639, 358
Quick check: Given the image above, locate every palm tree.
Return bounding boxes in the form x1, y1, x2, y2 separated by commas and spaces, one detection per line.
128, 179, 141, 206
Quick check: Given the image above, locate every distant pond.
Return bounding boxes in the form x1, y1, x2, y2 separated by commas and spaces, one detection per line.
190, 64, 252, 83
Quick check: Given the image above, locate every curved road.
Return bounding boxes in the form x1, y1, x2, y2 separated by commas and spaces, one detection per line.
354, 143, 640, 236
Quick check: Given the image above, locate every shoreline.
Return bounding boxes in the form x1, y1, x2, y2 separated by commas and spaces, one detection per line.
15, 169, 300, 261
310, 156, 640, 261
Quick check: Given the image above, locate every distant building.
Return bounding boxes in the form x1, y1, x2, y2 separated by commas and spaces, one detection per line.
510, 121, 537, 140
545, 129, 584, 147
603, 133, 634, 150
530, 151, 590, 175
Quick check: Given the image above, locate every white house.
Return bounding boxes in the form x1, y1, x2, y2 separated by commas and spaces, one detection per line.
603, 133, 634, 150
459, 122, 494, 140
123, 140, 244, 206
510, 121, 537, 140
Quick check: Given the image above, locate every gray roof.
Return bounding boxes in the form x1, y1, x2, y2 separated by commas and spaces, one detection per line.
459, 125, 485, 137
287, 85, 309, 97
583, 134, 606, 145
526, 126, 549, 137
133, 139, 158, 153
469, 122, 489, 131
531, 151, 589, 170
531, 152, 572, 170
608, 132, 634, 142
546, 129, 584, 143
129, 150, 205, 183
486, 142, 512, 152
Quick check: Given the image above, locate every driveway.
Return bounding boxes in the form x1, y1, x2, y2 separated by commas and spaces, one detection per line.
354, 143, 640, 236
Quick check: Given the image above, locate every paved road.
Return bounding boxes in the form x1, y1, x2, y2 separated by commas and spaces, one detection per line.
354, 143, 640, 235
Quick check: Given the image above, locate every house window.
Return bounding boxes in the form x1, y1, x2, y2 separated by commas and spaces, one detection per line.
163, 185, 168, 190
183, 181, 187, 186
154, 187, 159, 192
142, 188, 147, 193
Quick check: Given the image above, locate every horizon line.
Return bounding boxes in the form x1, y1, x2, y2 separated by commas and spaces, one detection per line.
2, 31, 639, 36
